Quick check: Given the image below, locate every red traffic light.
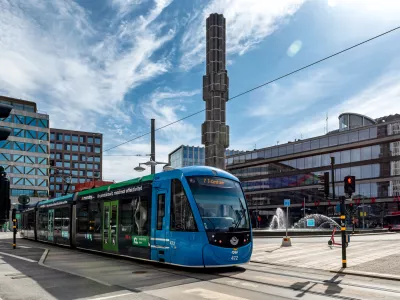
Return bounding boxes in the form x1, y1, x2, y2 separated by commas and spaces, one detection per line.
347, 177, 352, 184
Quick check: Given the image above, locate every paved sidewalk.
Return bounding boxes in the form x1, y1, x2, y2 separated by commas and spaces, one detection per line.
252, 234, 400, 279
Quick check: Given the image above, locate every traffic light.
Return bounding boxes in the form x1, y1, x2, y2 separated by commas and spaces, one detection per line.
317, 172, 329, 198
0, 104, 12, 141
344, 175, 356, 196
0, 166, 11, 224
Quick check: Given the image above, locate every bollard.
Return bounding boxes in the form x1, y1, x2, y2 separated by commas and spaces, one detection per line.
12, 208, 16, 249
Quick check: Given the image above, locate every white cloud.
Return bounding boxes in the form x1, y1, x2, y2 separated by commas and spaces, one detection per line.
140, 88, 200, 140
180, 0, 305, 70
0, 0, 174, 131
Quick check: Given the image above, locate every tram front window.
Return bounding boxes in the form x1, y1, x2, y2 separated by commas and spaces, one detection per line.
187, 176, 250, 232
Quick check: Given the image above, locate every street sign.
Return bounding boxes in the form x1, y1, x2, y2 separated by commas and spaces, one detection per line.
284, 199, 290, 207
306, 219, 315, 227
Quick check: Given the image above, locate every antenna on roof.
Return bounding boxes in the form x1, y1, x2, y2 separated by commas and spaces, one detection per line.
326, 112, 329, 133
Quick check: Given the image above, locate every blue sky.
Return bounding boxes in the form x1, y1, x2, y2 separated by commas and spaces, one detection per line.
1, 0, 400, 181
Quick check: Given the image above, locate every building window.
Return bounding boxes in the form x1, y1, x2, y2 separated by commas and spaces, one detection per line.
95, 138, 101, 144
72, 135, 78, 142
57, 133, 63, 141
72, 155, 78, 161
0, 140, 11, 149
64, 154, 71, 160
38, 144, 47, 153
79, 136, 85, 143
95, 147, 101, 153
50, 133, 55, 140
170, 179, 197, 231
64, 134, 71, 142
88, 137, 93, 144
56, 143, 63, 150
37, 119, 49, 128
72, 145, 78, 151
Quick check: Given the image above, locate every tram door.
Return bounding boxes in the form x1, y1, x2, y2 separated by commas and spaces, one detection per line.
153, 187, 170, 263
103, 201, 119, 252
48, 209, 54, 242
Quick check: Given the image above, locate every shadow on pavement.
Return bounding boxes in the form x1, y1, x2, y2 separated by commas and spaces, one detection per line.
1, 254, 124, 300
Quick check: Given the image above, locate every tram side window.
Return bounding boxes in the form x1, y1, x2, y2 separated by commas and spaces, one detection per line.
89, 202, 101, 233
38, 209, 48, 230
170, 179, 197, 232
77, 204, 89, 233
121, 201, 133, 234
28, 212, 35, 230
157, 194, 165, 230
55, 209, 62, 229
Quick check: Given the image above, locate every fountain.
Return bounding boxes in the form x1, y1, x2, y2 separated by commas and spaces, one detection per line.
261, 208, 342, 236
293, 214, 340, 229
268, 208, 286, 230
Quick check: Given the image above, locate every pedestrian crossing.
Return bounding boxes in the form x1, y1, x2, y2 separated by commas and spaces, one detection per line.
251, 240, 400, 270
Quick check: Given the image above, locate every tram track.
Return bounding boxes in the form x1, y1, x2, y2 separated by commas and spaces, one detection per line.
9, 238, 400, 299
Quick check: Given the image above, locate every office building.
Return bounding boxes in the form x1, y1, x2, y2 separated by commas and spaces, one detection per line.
49, 128, 102, 198
169, 145, 242, 169
0, 95, 50, 205
226, 112, 400, 227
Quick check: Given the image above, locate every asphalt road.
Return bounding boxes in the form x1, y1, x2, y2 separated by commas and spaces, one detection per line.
0, 234, 400, 300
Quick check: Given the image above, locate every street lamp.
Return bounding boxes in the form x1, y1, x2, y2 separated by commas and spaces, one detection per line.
133, 158, 172, 172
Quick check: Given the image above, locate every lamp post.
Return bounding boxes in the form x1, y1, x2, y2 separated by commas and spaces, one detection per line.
134, 158, 172, 173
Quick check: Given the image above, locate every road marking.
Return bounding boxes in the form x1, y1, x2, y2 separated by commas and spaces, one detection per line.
0, 252, 36, 262
39, 249, 49, 265
184, 288, 249, 300
87, 292, 136, 300
18, 245, 31, 249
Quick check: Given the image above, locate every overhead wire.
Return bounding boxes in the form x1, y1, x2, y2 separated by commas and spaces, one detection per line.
102, 25, 400, 154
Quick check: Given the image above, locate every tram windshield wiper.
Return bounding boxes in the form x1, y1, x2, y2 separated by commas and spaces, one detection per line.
233, 198, 247, 229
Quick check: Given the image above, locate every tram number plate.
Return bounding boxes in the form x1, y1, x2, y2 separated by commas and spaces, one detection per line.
231, 249, 238, 261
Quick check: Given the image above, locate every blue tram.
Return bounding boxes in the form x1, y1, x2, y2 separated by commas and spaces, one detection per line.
20, 166, 253, 267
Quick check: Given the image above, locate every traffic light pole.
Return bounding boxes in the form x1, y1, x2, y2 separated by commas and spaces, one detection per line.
340, 196, 347, 268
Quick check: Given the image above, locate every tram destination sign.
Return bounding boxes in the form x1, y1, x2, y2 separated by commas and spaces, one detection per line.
81, 184, 148, 201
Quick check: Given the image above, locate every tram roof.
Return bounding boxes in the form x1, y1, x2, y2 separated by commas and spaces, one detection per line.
78, 173, 155, 197
37, 194, 74, 208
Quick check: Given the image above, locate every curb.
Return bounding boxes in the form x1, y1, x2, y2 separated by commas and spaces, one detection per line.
331, 269, 400, 282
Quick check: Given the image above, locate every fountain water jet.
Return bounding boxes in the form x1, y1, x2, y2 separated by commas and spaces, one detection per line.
268, 208, 286, 230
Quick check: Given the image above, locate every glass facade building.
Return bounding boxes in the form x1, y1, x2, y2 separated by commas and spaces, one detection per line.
226, 113, 400, 228
0, 96, 50, 205
169, 145, 243, 169
49, 128, 103, 198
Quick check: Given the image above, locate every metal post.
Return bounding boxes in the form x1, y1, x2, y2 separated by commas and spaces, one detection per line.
286, 206, 288, 237
303, 197, 306, 219
340, 196, 347, 268
362, 198, 365, 229
151, 118, 155, 175
12, 208, 16, 249
331, 157, 335, 203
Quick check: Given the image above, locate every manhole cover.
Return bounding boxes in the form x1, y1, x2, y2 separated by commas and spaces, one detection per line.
132, 271, 147, 274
